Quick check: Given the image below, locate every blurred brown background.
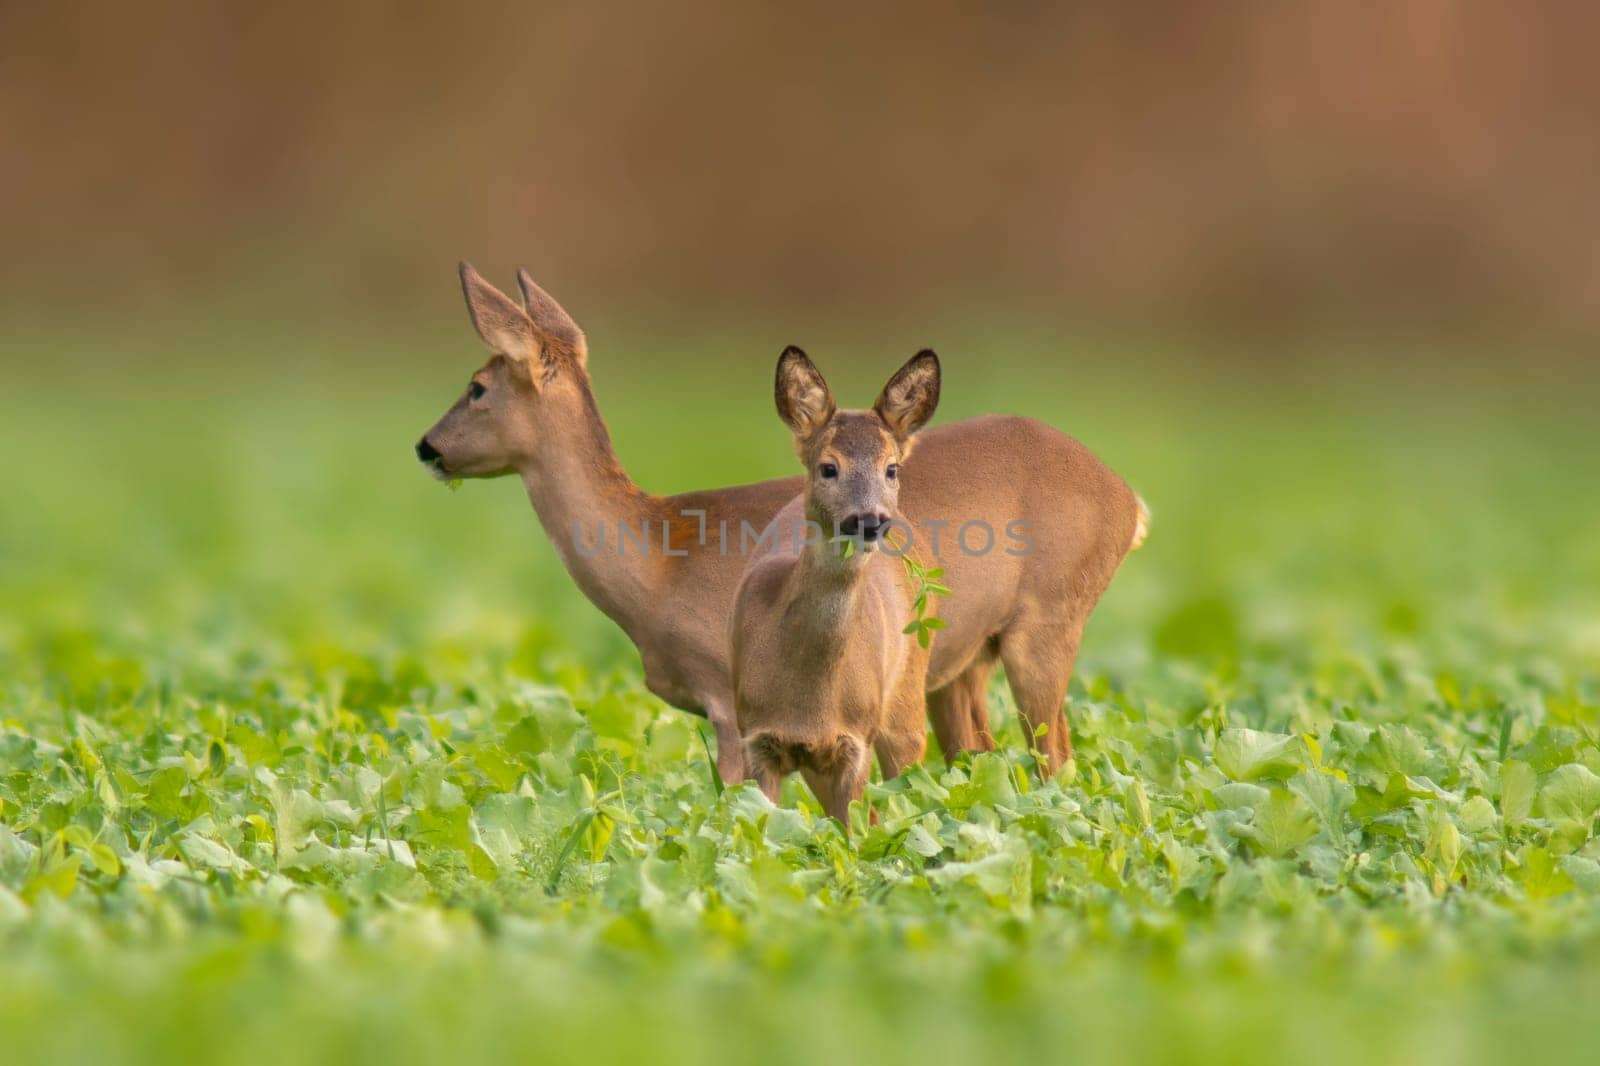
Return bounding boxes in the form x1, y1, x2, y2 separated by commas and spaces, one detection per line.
4, 3, 1600, 340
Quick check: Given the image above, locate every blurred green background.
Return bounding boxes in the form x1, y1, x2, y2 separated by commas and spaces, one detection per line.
3, 6, 1600, 1065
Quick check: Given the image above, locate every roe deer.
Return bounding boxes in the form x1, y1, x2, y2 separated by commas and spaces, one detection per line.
416, 264, 1146, 783
730, 348, 939, 825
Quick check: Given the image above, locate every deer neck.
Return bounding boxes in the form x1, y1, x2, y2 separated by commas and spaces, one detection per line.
514, 378, 663, 624
785, 534, 875, 646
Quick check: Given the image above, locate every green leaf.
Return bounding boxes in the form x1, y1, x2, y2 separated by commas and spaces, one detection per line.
1519, 846, 1574, 899
1289, 770, 1354, 833
22, 854, 80, 902
503, 698, 585, 760
179, 833, 244, 873
1500, 760, 1537, 827
902, 822, 944, 858
1124, 779, 1152, 828
1539, 763, 1600, 822
1214, 729, 1304, 782
1350, 772, 1436, 821
1363, 724, 1445, 781
1249, 790, 1320, 857
1459, 795, 1499, 836
1559, 854, 1600, 893
143, 765, 191, 819
1434, 820, 1462, 877
587, 692, 651, 743
1211, 781, 1271, 810
272, 786, 323, 856
0, 826, 38, 882
466, 843, 499, 881
86, 844, 122, 877
945, 753, 1017, 812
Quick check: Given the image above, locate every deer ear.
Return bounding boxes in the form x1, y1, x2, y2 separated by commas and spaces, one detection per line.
774, 346, 836, 442
459, 262, 536, 358
875, 349, 941, 441
517, 268, 587, 366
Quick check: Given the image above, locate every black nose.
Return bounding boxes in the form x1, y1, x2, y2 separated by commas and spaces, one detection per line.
841, 514, 891, 541
415, 437, 440, 463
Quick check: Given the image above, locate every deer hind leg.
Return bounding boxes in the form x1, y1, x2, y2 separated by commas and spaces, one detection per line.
998, 617, 1085, 775
703, 698, 748, 785
928, 649, 998, 763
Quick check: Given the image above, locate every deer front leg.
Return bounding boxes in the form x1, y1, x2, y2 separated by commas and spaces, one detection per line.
874, 729, 927, 781
877, 682, 930, 780
745, 738, 784, 803
803, 736, 871, 829
880, 643, 932, 778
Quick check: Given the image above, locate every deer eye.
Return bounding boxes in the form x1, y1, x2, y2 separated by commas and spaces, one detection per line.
468, 381, 487, 400
885, 464, 898, 481
819, 462, 838, 480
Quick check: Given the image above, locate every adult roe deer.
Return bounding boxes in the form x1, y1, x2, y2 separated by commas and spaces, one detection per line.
416, 264, 1147, 783
731, 348, 940, 825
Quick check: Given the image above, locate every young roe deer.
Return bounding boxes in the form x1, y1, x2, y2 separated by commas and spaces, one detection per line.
416, 264, 1147, 784
731, 348, 940, 824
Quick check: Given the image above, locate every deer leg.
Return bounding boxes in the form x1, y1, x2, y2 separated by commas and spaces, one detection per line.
801, 737, 871, 829
798, 766, 850, 826
744, 733, 791, 804
927, 681, 973, 759
998, 619, 1084, 775
753, 760, 783, 804
928, 654, 997, 763
874, 730, 927, 781
878, 656, 931, 779
704, 697, 747, 784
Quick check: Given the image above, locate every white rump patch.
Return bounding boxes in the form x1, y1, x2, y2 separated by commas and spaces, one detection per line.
1130, 495, 1151, 551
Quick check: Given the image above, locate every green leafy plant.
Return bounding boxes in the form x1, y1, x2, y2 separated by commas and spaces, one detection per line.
3, 327, 1599, 1066
897, 549, 950, 648
836, 528, 950, 647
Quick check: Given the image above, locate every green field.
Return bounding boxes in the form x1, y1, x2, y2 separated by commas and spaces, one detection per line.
3, 318, 1598, 1064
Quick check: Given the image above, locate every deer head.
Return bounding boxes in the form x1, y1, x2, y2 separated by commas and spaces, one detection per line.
415, 262, 589, 480
774, 346, 941, 546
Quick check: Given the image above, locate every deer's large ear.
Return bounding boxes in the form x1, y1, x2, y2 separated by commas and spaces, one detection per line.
459, 262, 536, 359
517, 268, 587, 366
875, 349, 941, 442
774, 346, 836, 442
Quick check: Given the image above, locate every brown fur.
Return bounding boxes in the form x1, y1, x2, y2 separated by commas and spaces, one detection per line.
418, 266, 1145, 782
731, 350, 937, 826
